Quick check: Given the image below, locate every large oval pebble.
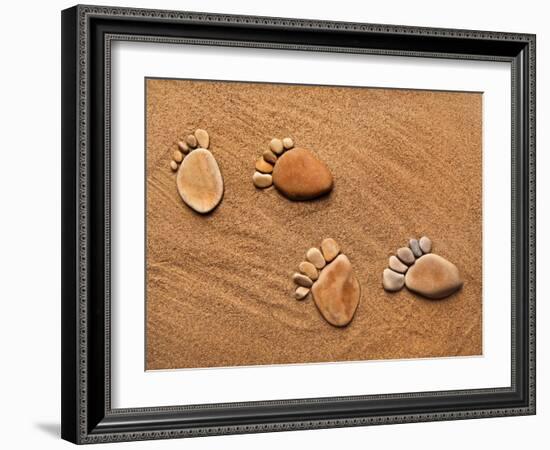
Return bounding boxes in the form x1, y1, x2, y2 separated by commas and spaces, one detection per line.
405, 254, 462, 299
311, 254, 361, 327
176, 148, 223, 214
272, 148, 333, 200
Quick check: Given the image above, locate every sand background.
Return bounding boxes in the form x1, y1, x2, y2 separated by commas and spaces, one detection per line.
145, 78, 482, 370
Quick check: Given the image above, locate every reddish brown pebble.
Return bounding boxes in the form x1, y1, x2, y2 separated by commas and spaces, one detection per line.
256, 158, 274, 174
405, 254, 462, 299
173, 150, 183, 163
178, 141, 190, 154
262, 149, 278, 164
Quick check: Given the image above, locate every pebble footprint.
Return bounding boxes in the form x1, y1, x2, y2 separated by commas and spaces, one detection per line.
382, 236, 463, 299
292, 238, 361, 327
170, 129, 224, 214
252, 137, 333, 201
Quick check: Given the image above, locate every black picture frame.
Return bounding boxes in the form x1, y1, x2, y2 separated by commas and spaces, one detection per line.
61, 4, 536, 444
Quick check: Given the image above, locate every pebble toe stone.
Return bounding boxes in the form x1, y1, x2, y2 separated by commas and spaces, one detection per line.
419, 236, 432, 253
293, 273, 313, 288
383, 268, 405, 291
255, 158, 274, 174
252, 172, 272, 188
186, 134, 197, 148
272, 148, 333, 200
311, 254, 361, 327
321, 238, 340, 262
262, 150, 278, 164
282, 137, 294, 149
409, 239, 422, 257
306, 248, 326, 269
405, 253, 462, 299
194, 129, 209, 149
299, 261, 318, 281
389, 255, 408, 273
176, 148, 224, 214
397, 247, 415, 265
295, 286, 310, 300
269, 138, 284, 155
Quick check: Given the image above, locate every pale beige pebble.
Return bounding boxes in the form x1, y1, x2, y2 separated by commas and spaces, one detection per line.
306, 247, 326, 269
311, 254, 361, 327
255, 158, 274, 174
282, 137, 294, 149
409, 239, 422, 258
170, 160, 178, 171
389, 255, 408, 273
176, 148, 224, 214
396, 247, 415, 265
293, 273, 313, 288
262, 149, 278, 165
186, 134, 198, 148
294, 286, 310, 300
269, 138, 284, 155
405, 253, 462, 299
320, 238, 340, 262
173, 150, 183, 163
252, 172, 272, 188
382, 268, 405, 292
178, 141, 190, 154
194, 129, 209, 149
419, 236, 432, 254
299, 261, 318, 281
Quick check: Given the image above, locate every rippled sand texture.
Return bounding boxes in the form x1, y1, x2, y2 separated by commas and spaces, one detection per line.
145, 78, 482, 370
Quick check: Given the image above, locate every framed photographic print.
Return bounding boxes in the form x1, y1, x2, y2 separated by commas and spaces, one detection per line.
61, 4, 536, 444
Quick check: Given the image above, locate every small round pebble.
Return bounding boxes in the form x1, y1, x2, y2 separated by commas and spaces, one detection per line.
320, 238, 340, 262
293, 273, 313, 288
299, 261, 319, 281
262, 149, 278, 164
295, 286, 310, 300
409, 239, 422, 257
419, 236, 432, 253
282, 137, 294, 149
173, 150, 183, 163
186, 134, 197, 148
389, 255, 408, 273
383, 268, 405, 291
397, 247, 415, 265
178, 141, 190, 154
256, 158, 274, 174
269, 138, 284, 155
306, 247, 326, 269
170, 160, 178, 171
252, 172, 272, 188
194, 129, 209, 149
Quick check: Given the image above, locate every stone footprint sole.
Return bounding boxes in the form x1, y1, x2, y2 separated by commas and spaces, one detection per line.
292, 238, 361, 327
382, 236, 463, 300
170, 128, 224, 214
252, 137, 334, 201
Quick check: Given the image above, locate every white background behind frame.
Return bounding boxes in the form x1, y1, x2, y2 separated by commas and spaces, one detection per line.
111, 41, 511, 409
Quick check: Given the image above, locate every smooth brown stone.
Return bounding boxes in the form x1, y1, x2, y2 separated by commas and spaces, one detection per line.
389, 255, 408, 273
382, 268, 405, 292
321, 238, 340, 262
272, 148, 333, 200
311, 254, 361, 327
255, 158, 274, 174
195, 129, 209, 149
306, 247, 326, 269
419, 236, 432, 254
186, 134, 197, 148
178, 141, 190, 154
299, 261, 319, 281
282, 137, 294, 149
176, 148, 223, 214
252, 172, 272, 188
409, 239, 422, 257
262, 149, 278, 164
170, 160, 178, 171
293, 273, 313, 288
269, 138, 284, 155
405, 253, 462, 299
295, 286, 310, 300
173, 150, 184, 163
397, 247, 415, 265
